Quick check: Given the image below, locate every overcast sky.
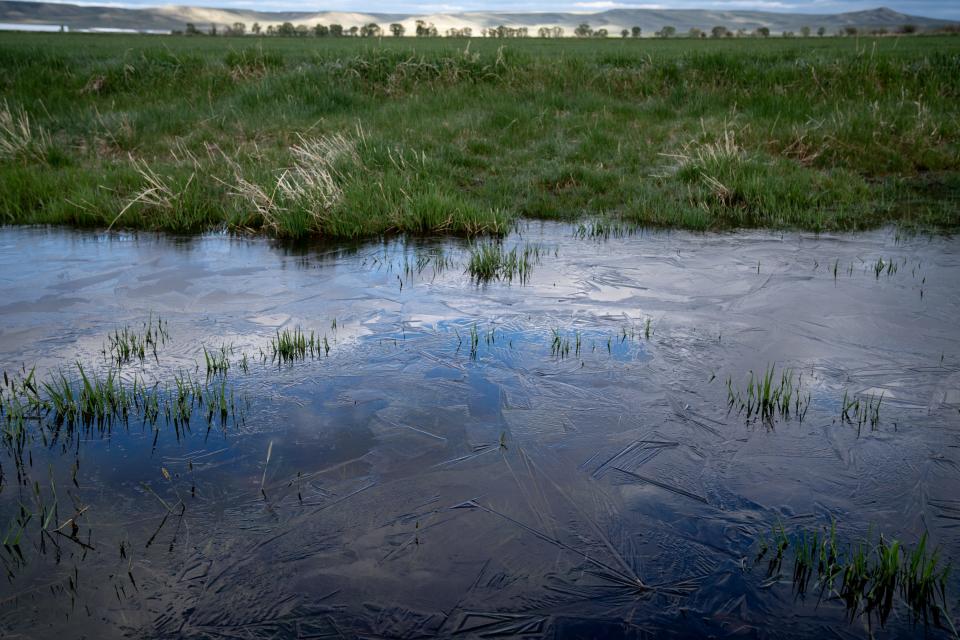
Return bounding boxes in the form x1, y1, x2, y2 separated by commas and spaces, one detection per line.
55, 0, 960, 19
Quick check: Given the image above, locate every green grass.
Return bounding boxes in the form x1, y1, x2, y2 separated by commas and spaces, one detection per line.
841, 389, 884, 432
0, 33, 958, 238
550, 328, 584, 359
203, 344, 232, 377
104, 314, 169, 366
467, 241, 540, 283
727, 364, 810, 423
757, 522, 955, 634
269, 326, 327, 362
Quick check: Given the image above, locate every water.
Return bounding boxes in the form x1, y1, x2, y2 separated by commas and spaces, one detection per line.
0, 224, 958, 638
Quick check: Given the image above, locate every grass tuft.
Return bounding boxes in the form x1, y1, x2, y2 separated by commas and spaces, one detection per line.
757, 522, 955, 633
467, 241, 541, 283
269, 326, 326, 363
727, 364, 810, 423
0, 100, 50, 163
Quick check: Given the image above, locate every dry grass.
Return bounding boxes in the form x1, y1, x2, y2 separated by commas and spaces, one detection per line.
111, 157, 195, 229
229, 131, 357, 232
0, 101, 49, 162
668, 127, 744, 207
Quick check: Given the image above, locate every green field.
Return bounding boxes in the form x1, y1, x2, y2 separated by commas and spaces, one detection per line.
0, 32, 958, 237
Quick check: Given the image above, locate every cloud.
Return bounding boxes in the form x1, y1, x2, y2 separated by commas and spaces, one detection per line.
21, 0, 960, 20
573, 1, 666, 8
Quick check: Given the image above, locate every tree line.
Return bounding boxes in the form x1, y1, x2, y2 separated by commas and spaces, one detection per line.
180, 21, 926, 38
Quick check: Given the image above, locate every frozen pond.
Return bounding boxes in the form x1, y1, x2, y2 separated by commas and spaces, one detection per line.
0, 224, 958, 638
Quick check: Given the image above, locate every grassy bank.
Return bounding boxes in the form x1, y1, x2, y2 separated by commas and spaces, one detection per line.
0, 33, 958, 238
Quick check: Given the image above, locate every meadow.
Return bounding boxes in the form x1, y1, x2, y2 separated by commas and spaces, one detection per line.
0, 32, 958, 238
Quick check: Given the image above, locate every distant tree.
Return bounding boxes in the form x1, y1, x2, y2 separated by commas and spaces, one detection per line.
552, 26, 564, 37
228, 22, 246, 36
415, 20, 437, 36
313, 24, 329, 36
736, 28, 747, 37
843, 26, 858, 36
329, 24, 343, 36
595, 28, 608, 37
782, 30, 794, 37
574, 22, 592, 37
185, 22, 201, 35
688, 27, 702, 38
657, 25, 676, 37
360, 22, 381, 37
390, 23, 405, 36
296, 24, 309, 36
538, 26, 549, 37
817, 26, 826, 36
348, 26, 359, 36
899, 23, 917, 33
266, 25, 275, 36
620, 29, 629, 38
252, 22, 261, 35
275, 22, 293, 36
631, 26, 641, 37
755, 26, 770, 37
208, 23, 218, 36
800, 25, 811, 36
711, 25, 728, 38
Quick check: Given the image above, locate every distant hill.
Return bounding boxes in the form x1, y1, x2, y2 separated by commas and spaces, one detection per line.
0, 1, 953, 35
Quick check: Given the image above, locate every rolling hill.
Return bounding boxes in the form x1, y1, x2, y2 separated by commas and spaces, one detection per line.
0, 0, 953, 35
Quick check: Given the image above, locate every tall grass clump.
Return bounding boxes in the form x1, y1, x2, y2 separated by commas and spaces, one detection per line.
0, 101, 50, 163
667, 129, 872, 229
111, 157, 225, 232
229, 132, 355, 237
224, 46, 284, 79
